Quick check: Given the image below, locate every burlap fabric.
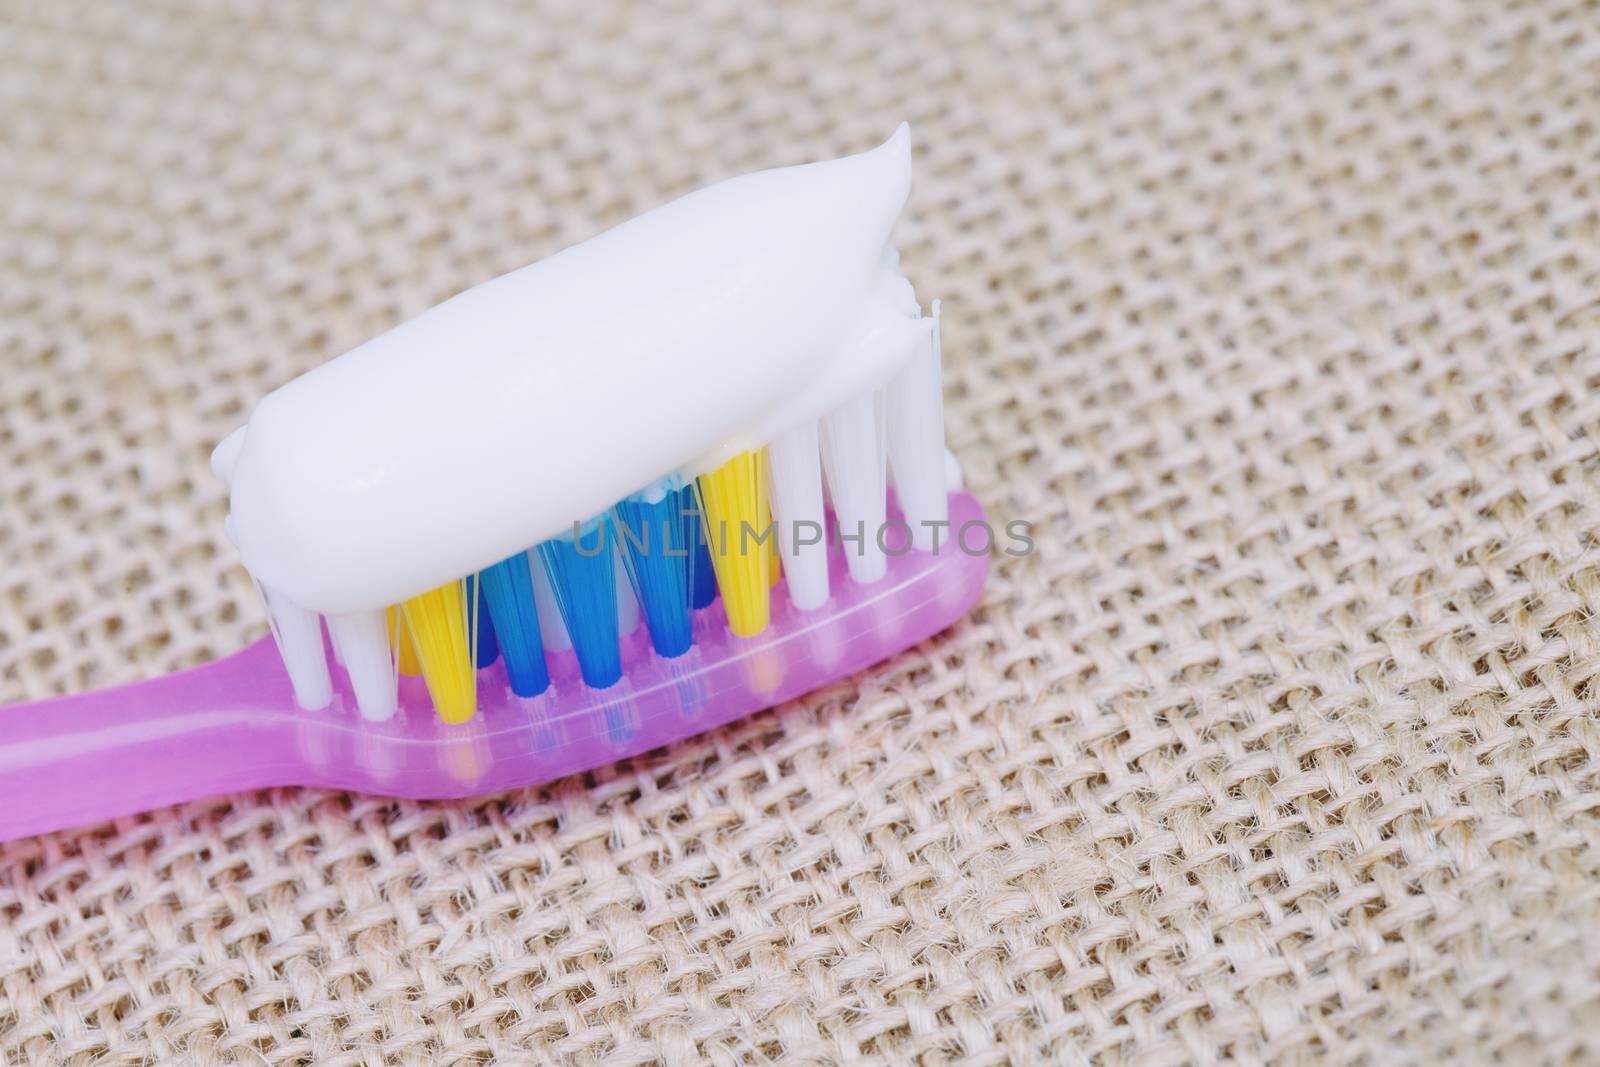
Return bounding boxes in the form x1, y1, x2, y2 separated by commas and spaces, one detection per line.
4, 0, 1600, 1062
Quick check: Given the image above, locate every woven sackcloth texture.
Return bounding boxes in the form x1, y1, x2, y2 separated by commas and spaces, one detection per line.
4, 0, 1600, 1062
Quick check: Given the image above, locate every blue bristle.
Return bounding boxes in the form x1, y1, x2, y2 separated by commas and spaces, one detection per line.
473, 576, 499, 668
682, 490, 718, 610
480, 551, 550, 696
537, 517, 622, 689
614, 479, 694, 658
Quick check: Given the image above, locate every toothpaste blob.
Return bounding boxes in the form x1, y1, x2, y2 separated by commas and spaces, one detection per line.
215, 125, 930, 617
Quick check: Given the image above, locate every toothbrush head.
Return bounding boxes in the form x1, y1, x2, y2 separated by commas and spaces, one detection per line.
214, 127, 964, 730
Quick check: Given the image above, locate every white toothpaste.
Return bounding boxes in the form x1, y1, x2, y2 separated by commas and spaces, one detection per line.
214, 125, 931, 617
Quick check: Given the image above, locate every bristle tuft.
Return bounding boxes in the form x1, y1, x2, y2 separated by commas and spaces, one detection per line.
538, 518, 623, 688
766, 421, 830, 611
261, 584, 333, 710
684, 497, 718, 610
822, 390, 888, 584
480, 551, 550, 697
401, 579, 478, 723
329, 610, 398, 720
887, 303, 948, 550
531, 560, 573, 652
768, 524, 781, 586
472, 575, 499, 668
615, 477, 695, 658
697, 450, 772, 637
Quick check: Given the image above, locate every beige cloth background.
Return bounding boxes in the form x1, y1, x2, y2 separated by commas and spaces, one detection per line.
4, 0, 1600, 1062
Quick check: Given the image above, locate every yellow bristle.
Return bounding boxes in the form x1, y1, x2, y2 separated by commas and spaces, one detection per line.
400, 579, 477, 724
386, 606, 422, 676
697, 450, 772, 637
768, 523, 782, 587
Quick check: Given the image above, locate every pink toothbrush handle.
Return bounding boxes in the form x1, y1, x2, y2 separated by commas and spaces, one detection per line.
1, 491, 992, 842
0, 639, 308, 839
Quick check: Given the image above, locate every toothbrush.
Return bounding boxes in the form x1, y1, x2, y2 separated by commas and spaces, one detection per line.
0, 127, 989, 842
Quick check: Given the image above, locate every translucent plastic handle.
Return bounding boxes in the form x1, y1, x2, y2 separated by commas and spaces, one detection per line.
0, 640, 305, 839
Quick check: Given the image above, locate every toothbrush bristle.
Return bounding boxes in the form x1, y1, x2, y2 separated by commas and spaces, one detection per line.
613, 549, 642, 637
329, 610, 398, 720
684, 502, 719, 610
538, 520, 624, 689
615, 479, 696, 659
886, 300, 949, 550
401, 579, 477, 724
261, 585, 333, 710
480, 552, 550, 697
473, 578, 499, 669
822, 390, 889, 585
696, 450, 773, 638
766, 420, 829, 611
531, 559, 573, 653
768, 521, 782, 586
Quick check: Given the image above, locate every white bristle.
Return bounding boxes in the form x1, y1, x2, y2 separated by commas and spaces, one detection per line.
822, 388, 888, 584
614, 545, 641, 635
766, 420, 830, 610
887, 301, 948, 551
261, 584, 332, 710
531, 552, 573, 652
328, 610, 398, 721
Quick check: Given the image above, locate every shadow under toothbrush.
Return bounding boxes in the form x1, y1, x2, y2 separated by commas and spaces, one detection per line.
0, 491, 991, 841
